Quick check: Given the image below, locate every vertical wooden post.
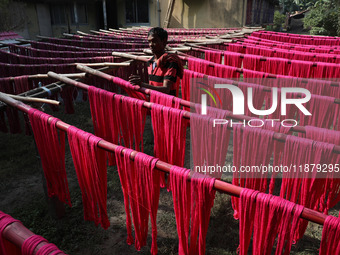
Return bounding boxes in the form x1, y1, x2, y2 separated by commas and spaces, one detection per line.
163, 0, 175, 28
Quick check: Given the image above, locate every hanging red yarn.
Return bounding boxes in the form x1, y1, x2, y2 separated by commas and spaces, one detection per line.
28, 109, 71, 206
232, 126, 274, 219
149, 89, 181, 109
169, 166, 216, 255
319, 215, 340, 255
67, 126, 109, 229
22, 235, 47, 255
0, 211, 21, 255
114, 147, 161, 254
151, 105, 188, 187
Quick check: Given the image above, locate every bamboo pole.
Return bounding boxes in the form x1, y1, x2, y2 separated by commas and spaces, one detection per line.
3, 221, 49, 254
9, 73, 87, 81
74, 62, 132, 67
2, 93, 60, 105
77, 31, 90, 36
0, 92, 329, 226
111, 51, 150, 61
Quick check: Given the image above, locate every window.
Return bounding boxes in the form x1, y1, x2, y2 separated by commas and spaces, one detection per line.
50, 5, 67, 25
126, 0, 149, 24
71, 3, 88, 24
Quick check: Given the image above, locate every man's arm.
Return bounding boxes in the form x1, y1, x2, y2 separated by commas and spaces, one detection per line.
140, 80, 172, 94
129, 74, 173, 94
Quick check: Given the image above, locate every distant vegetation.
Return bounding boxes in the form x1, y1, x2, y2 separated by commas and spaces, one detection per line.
303, 0, 339, 36
276, 0, 339, 36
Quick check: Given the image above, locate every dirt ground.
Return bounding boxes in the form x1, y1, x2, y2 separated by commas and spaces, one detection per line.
0, 94, 330, 254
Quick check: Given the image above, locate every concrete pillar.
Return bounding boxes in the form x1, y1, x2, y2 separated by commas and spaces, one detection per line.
73, 2, 79, 31
103, 0, 107, 29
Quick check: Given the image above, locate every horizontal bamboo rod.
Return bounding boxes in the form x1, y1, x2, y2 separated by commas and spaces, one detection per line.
74, 62, 132, 67
111, 51, 150, 61
3, 221, 48, 254
2, 93, 60, 105
0, 92, 328, 226
10, 73, 87, 81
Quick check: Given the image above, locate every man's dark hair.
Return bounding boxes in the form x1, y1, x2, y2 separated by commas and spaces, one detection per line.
148, 27, 168, 42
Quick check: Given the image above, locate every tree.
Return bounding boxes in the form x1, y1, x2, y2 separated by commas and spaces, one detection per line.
279, 0, 317, 14
303, 0, 339, 36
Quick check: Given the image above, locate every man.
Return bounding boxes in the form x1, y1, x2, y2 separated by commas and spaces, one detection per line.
129, 27, 183, 96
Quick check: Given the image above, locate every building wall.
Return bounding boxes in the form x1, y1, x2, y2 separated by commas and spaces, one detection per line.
169, 0, 246, 28
10, 0, 99, 40
116, 0, 158, 28
36, 4, 53, 37
22, 2, 41, 39
50, 2, 99, 37
115, 0, 246, 28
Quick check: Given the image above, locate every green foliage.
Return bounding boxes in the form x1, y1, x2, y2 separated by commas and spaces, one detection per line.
0, 0, 9, 9
272, 10, 286, 31
303, 0, 339, 36
280, 0, 318, 14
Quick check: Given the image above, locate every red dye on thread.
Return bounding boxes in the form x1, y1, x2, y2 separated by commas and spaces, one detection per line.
239, 188, 259, 255
190, 111, 231, 179
253, 193, 304, 255
88, 86, 147, 165
151, 105, 188, 187
114, 147, 161, 254
298, 95, 338, 130
232, 126, 274, 219
13, 76, 30, 94
224, 51, 243, 68
0, 212, 21, 255
28, 109, 71, 206
188, 172, 216, 255
288, 60, 313, 78
112, 75, 147, 101
204, 50, 222, 64
169, 166, 216, 255
305, 126, 340, 213
149, 90, 181, 109
188, 57, 239, 79
0, 79, 22, 134
22, 235, 47, 255
36, 243, 66, 255
67, 126, 109, 229
181, 69, 205, 109
238, 82, 266, 117
114, 94, 146, 151
262, 121, 292, 194
319, 215, 340, 255
88, 86, 118, 165
239, 190, 304, 255
280, 135, 334, 242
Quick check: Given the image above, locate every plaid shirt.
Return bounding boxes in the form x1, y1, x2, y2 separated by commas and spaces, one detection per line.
147, 53, 183, 95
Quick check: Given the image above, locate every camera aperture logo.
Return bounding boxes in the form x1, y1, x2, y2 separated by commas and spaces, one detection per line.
199, 84, 312, 128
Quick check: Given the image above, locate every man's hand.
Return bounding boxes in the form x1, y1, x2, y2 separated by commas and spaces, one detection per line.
128, 75, 142, 90
129, 75, 142, 85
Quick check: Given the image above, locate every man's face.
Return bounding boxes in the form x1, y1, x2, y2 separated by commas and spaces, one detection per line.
147, 34, 166, 55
